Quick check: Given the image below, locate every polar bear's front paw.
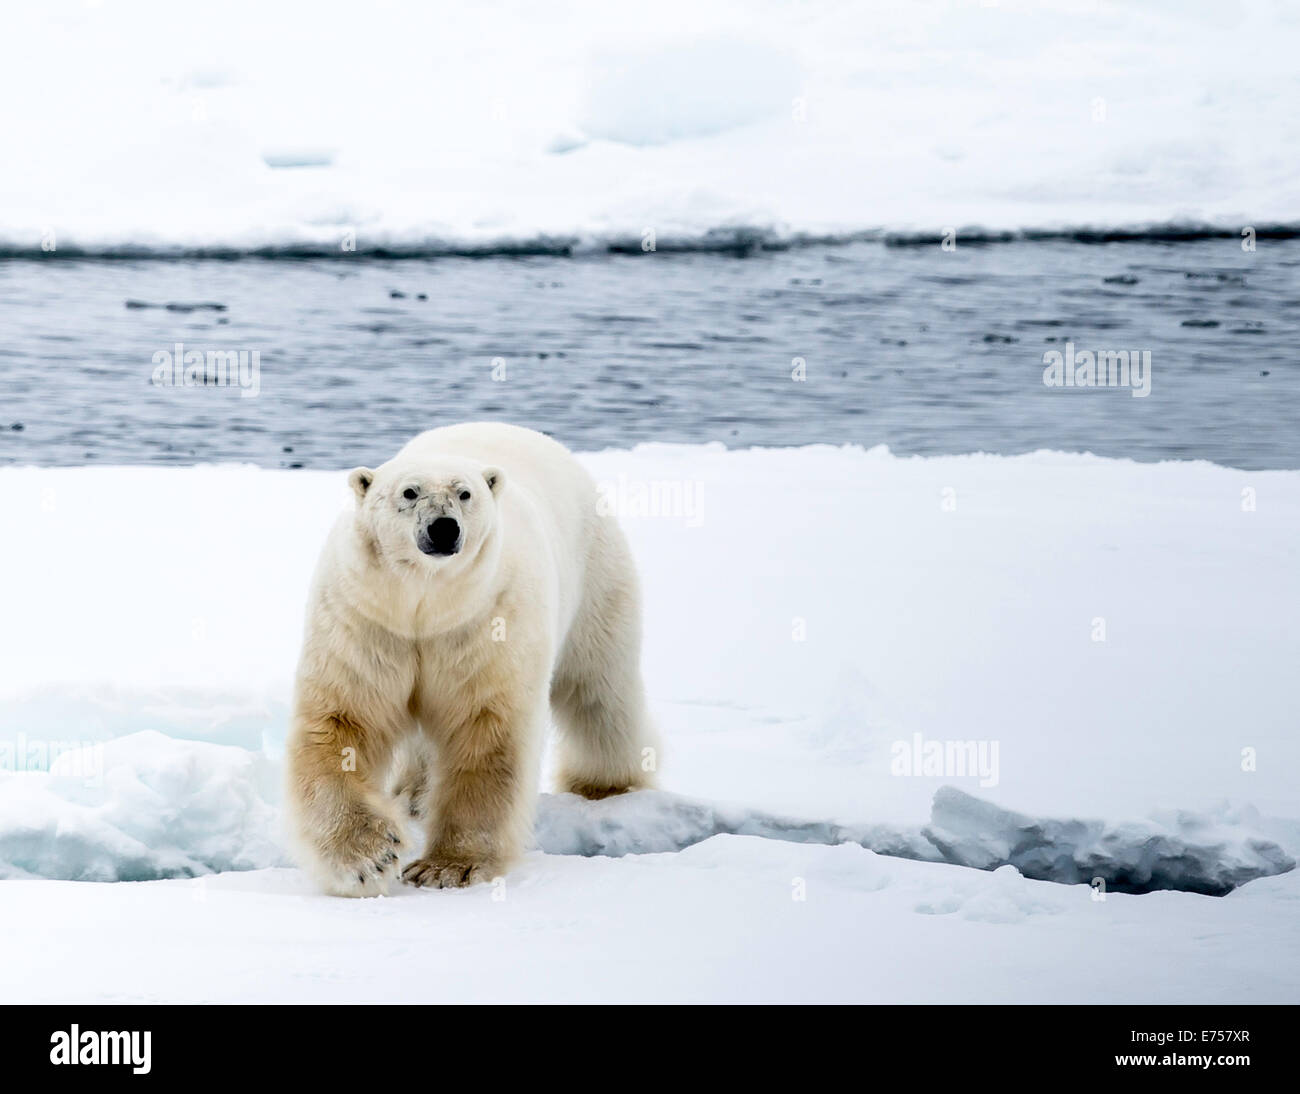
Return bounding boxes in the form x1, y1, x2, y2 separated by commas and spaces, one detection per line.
315, 810, 404, 898
401, 855, 496, 889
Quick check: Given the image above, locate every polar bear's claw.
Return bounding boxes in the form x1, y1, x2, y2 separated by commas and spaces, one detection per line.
401, 857, 492, 889
310, 810, 408, 897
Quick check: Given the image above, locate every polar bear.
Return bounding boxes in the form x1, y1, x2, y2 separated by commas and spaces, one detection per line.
285, 422, 658, 897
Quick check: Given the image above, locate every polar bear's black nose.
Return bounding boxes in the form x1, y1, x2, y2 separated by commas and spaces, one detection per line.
421, 517, 461, 556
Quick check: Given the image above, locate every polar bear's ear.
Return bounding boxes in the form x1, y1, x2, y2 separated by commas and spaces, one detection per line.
483, 466, 505, 496
348, 467, 375, 504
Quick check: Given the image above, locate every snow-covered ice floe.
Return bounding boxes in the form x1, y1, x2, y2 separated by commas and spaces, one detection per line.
0, 732, 282, 882
1, 445, 1297, 999
2, 1, 1298, 254
2, 729, 1289, 899
539, 787, 1296, 897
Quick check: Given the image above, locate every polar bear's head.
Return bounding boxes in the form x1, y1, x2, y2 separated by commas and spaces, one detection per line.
346, 456, 505, 572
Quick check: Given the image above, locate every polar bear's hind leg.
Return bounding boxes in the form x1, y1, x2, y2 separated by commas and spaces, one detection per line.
550, 552, 659, 798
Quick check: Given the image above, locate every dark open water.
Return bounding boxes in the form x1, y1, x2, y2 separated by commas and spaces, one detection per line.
2, 238, 1297, 470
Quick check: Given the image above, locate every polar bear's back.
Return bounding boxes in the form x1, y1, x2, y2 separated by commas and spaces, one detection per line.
397, 422, 593, 514
399, 421, 571, 468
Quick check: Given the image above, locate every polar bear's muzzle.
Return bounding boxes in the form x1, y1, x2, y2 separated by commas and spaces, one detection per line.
418, 516, 462, 557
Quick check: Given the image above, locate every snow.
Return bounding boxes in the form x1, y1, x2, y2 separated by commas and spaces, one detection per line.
1, 443, 1297, 1000
3, 1, 1298, 254
4, 846, 1298, 1003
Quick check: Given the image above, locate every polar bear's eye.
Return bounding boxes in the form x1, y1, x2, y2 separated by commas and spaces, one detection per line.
459, 490, 471, 501
402, 488, 418, 500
